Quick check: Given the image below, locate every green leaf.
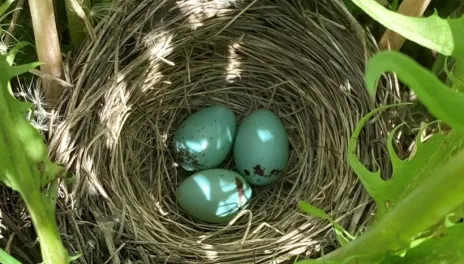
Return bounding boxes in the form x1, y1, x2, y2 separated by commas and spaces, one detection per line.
380, 224, 464, 264
351, 0, 464, 57
0, 248, 21, 264
64, 0, 92, 49
69, 253, 83, 262
344, 0, 362, 17
0, 55, 70, 262
451, 58, 464, 91
298, 201, 355, 246
298, 201, 333, 220
320, 144, 464, 263
6, 41, 33, 66
365, 51, 464, 135
296, 255, 375, 264
349, 101, 464, 220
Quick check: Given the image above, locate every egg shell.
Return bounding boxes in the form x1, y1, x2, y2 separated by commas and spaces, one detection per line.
173, 105, 237, 171
234, 109, 289, 185
176, 169, 252, 224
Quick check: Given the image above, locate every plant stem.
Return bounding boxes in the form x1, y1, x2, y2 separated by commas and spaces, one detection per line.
28, 0, 64, 107
25, 192, 69, 264
319, 147, 464, 263
65, 0, 92, 49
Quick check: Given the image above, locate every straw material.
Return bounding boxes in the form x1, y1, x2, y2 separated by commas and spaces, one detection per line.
46, 0, 398, 263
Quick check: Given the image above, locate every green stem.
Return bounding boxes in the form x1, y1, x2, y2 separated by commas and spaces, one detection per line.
25, 192, 69, 264
65, 0, 91, 49
318, 147, 464, 263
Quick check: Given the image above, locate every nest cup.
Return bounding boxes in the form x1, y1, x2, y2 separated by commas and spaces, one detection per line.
48, 0, 397, 263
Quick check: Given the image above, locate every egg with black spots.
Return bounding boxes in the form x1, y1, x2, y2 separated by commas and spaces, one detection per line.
233, 109, 289, 185
176, 169, 252, 224
173, 105, 237, 171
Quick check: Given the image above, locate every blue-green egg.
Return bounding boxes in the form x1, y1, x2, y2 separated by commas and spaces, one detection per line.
176, 169, 252, 224
234, 109, 289, 185
173, 105, 237, 171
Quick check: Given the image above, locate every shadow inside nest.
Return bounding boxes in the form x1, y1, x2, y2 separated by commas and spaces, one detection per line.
0, 0, 401, 263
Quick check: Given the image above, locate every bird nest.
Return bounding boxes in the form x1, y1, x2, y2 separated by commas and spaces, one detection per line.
44, 0, 398, 263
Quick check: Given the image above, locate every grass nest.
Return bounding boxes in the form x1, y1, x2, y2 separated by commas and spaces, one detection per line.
44, 0, 399, 263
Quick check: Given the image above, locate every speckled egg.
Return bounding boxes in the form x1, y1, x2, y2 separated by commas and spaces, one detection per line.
234, 109, 289, 185
176, 169, 252, 224
173, 105, 237, 171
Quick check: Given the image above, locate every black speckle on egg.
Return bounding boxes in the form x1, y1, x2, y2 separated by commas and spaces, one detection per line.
197, 130, 200, 132
202, 127, 205, 129
253, 165, 265, 176
244, 169, 250, 176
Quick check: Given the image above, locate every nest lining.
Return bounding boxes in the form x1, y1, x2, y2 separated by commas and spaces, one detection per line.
46, 0, 398, 263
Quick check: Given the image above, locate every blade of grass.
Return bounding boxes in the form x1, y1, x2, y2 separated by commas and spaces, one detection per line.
391, 0, 399, 11
0, 248, 21, 264
0, 0, 15, 16
4, 0, 25, 47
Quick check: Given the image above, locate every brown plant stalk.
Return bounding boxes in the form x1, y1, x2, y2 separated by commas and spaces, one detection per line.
28, 0, 64, 107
